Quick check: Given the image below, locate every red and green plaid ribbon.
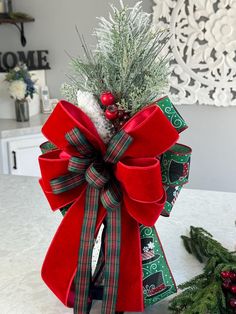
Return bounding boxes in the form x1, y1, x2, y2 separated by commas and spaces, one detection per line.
49, 128, 132, 314
40, 141, 57, 154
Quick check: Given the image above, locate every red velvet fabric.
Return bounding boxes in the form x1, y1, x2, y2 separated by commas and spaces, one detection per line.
39, 100, 179, 312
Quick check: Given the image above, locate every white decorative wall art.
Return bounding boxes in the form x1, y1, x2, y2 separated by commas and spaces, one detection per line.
153, 0, 236, 106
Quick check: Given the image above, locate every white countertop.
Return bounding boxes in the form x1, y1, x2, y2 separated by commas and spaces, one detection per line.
0, 174, 235, 314
0, 114, 50, 139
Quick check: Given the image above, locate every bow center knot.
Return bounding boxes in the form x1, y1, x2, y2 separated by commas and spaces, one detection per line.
50, 128, 133, 208
85, 161, 110, 190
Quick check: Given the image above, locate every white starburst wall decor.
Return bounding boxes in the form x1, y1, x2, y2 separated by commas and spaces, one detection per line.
153, 0, 236, 106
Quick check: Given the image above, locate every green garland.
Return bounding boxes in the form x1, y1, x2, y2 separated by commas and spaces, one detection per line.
169, 226, 236, 314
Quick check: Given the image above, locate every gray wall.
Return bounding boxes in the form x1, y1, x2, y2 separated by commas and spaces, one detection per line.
0, 0, 235, 192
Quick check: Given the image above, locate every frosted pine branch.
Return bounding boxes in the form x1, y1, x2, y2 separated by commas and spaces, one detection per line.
61, 83, 78, 104
64, 1, 171, 116
95, 1, 170, 113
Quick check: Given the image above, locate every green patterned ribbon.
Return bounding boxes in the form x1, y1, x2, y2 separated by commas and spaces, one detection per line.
156, 96, 188, 134
49, 128, 132, 314
141, 143, 191, 307
161, 143, 191, 216
155, 97, 191, 216
140, 225, 177, 307
140, 97, 191, 307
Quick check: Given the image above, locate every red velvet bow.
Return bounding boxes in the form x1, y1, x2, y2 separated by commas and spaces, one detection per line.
39, 100, 179, 312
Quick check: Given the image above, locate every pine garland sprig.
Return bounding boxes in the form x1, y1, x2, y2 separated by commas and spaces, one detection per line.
169, 226, 236, 314
170, 281, 224, 314
181, 227, 235, 264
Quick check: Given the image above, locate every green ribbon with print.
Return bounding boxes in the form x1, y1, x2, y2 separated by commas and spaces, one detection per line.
161, 144, 191, 216
156, 96, 188, 134
140, 142, 191, 307
155, 97, 192, 215
141, 97, 191, 307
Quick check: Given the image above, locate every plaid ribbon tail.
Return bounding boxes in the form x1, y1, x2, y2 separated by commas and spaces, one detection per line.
74, 185, 100, 314
101, 207, 121, 314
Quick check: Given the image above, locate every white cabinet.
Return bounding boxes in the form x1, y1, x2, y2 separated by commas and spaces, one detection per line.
0, 133, 46, 177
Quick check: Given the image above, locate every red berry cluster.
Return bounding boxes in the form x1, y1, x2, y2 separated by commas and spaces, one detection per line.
100, 92, 130, 129
221, 271, 236, 309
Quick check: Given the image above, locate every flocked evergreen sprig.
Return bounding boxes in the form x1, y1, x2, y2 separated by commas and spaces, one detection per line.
95, 1, 170, 114
61, 82, 78, 105
169, 226, 236, 314
62, 1, 170, 115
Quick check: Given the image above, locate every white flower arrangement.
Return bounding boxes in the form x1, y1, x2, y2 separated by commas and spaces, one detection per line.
8, 80, 27, 100
77, 90, 114, 143
5, 63, 36, 101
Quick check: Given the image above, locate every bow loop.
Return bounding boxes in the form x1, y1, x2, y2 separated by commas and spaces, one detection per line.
122, 105, 179, 158
66, 127, 95, 156
101, 180, 122, 211
104, 130, 133, 164
116, 157, 164, 203
68, 156, 94, 174
42, 101, 106, 155
50, 173, 85, 195
85, 162, 110, 189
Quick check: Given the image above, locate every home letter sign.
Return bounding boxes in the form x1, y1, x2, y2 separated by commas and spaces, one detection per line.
0, 50, 51, 72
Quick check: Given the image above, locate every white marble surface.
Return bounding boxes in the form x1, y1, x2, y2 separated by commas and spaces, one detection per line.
0, 174, 235, 314
0, 114, 49, 139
